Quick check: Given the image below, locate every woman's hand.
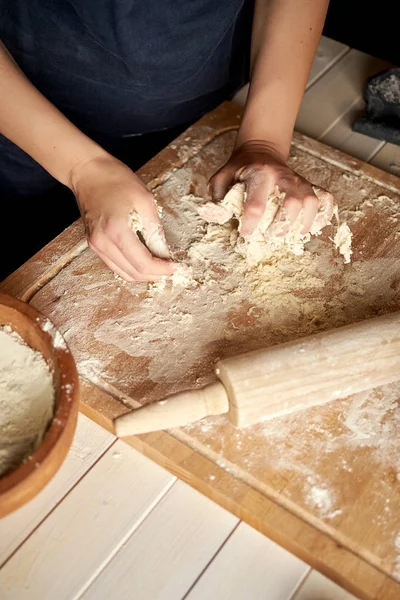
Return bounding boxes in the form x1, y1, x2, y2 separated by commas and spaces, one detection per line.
209, 140, 334, 237
70, 155, 175, 282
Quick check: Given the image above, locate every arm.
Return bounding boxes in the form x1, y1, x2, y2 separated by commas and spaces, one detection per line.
0, 42, 174, 281
210, 0, 333, 235
237, 0, 329, 155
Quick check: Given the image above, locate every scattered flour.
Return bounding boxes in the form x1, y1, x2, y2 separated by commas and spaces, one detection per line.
306, 484, 336, 519
0, 326, 55, 477
41, 318, 68, 350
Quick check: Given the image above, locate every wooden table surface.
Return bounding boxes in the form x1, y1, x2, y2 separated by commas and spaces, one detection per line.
0, 37, 399, 600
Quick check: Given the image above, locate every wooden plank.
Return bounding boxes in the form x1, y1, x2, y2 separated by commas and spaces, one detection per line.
233, 35, 349, 108
0, 440, 175, 600
370, 143, 400, 177
0, 412, 114, 566
186, 521, 309, 600
295, 50, 389, 142
293, 570, 360, 600
81, 480, 238, 599
317, 98, 385, 163
307, 37, 349, 88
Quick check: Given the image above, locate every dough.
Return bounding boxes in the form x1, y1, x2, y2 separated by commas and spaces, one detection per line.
130, 210, 171, 259
198, 183, 350, 265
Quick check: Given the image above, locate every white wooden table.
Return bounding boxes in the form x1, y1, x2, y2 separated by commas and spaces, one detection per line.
0, 36, 397, 600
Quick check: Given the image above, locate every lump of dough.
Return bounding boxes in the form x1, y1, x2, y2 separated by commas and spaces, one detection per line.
130, 210, 171, 259
198, 183, 338, 266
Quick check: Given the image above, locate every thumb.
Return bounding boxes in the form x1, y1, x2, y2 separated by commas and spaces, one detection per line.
141, 219, 171, 260
208, 166, 234, 201
133, 191, 172, 260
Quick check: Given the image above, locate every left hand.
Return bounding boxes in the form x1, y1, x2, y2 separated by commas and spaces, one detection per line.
209, 140, 334, 237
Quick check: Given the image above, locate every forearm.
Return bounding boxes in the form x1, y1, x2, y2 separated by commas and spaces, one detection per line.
237, 0, 330, 158
0, 41, 107, 188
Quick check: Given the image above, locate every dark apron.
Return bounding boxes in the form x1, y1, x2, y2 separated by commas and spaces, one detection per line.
0, 0, 252, 138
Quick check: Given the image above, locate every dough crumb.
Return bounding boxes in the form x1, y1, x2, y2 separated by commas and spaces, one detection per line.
148, 264, 195, 293
334, 222, 353, 264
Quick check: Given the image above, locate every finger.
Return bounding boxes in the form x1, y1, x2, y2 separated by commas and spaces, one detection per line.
239, 177, 275, 237
301, 193, 319, 234
314, 188, 335, 222
89, 237, 147, 281
117, 228, 175, 278
264, 204, 293, 238
131, 189, 172, 259
209, 167, 234, 201
140, 220, 171, 260
283, 195, 302, 223
91, 246, 135, 282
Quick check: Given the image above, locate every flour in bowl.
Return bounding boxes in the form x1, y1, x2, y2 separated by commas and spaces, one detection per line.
0, 326, 55, 477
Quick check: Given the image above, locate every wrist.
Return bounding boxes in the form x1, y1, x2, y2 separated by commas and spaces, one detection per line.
233, 138, 289, 164
236, 90, 296, 161
235, 122, 292, 161
68, 150, 116, 195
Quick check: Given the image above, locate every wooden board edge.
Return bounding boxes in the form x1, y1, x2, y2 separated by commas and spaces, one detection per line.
0, 220, 87, 300
291, 131, 400, 193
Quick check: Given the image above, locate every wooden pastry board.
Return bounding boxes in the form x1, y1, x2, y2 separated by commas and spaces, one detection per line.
2, 102, 400, 600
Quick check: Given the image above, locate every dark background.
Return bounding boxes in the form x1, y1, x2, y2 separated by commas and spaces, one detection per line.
323, 0, 398, 65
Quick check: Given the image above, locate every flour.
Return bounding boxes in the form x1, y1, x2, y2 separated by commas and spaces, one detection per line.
0, 327, 55, 477
305, 483, 338, 519
149, 264, 196, 293
41, 318, 68, 350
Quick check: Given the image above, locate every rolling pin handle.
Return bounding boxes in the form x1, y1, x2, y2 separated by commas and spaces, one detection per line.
114, 381, 229, 437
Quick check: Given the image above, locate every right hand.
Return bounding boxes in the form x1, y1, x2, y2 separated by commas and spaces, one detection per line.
70, 155, 176, 282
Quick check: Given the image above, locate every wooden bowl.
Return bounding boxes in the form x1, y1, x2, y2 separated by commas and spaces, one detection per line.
0, 294, 79, 518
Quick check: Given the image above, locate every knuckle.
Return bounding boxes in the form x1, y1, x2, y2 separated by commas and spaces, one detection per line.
245, 201, 265, 218
88, 231, 104, 251
284, 196, 302, 209
103, 218, 118, 237
134, 261, 146, 274
239, 163, 264, 180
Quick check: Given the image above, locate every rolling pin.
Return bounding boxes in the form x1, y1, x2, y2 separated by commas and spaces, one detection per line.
114, 311, 400, 437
